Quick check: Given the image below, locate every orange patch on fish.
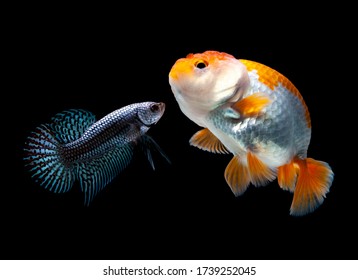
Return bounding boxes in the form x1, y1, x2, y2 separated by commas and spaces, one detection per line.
169, 51, 236, 81
168, 58, 193, 80
232, 92, 271, 117
186, 51, 235, 62
240, 59, 311, 128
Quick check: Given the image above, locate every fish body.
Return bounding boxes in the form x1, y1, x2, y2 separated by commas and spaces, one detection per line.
24, 102, 170, 205
169, 50, 333, 216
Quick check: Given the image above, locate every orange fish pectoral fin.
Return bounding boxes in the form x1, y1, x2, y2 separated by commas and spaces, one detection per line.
247, 152, 276, 187
290, 158, 334, 216
224, 156, 250, 196
278, 161, 298, 193
189, 128, 229, 154
231, 92, 271, 118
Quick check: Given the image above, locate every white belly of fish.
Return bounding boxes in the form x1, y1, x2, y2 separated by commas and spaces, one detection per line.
206, 121, 292, 169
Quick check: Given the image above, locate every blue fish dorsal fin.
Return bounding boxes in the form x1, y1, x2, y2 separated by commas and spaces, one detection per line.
49, 109, 96, 144
77, 143, 135, 206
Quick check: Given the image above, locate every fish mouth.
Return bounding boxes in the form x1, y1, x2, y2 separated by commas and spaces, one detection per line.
156, 102, 165, 112
150, 102, 165, 113
154, 102, 165, 124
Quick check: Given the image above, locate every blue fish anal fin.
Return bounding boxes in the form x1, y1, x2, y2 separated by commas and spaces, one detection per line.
23, 124, 75, 193
138, 135, 171, 170
77, 144, 135, 206
49, 109, 96, 144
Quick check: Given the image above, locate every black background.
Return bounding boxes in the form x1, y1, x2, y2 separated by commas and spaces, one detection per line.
4, 6, 353, 261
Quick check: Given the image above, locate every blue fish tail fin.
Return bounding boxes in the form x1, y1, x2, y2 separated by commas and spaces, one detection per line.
23, 124, 75, 193
24, 109, 95, 194
49, 109, 96, 143
138, 135, 171, 170
77, 144, 135, 206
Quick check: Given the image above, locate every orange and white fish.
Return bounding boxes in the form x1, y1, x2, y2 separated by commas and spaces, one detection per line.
168, 50, 334, 216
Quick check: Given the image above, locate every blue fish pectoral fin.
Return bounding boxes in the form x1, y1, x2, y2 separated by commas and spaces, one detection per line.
49, 109, 96, 144
77, 144, 135, 206
228, 92, 271, 119
189, 128, 229, 154
138, 135, 171, 170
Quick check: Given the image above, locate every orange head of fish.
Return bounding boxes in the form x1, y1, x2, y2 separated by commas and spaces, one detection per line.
168, 51, 250, 112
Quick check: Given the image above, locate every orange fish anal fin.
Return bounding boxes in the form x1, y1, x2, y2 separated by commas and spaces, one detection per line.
278, 161, 298, 193
231, 92, 271, 118
224, 156, 250, 196
247, 152, 276, 187
290, 158, 334, 216
189, 128, 229, 154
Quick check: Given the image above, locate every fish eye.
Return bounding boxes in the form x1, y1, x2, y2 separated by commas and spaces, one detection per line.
150, 104, 160, 112
195, 59, 208, 69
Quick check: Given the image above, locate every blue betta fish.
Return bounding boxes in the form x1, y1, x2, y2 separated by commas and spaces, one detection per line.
23, 101, 170, 205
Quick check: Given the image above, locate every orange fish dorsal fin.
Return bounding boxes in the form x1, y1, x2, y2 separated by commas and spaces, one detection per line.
231, 93, 271, 118
290, 158, 334, 216
224, 156, 250, 196
189, 128, 229, 154
247, 152, 276, 187
278, 161, 299, 193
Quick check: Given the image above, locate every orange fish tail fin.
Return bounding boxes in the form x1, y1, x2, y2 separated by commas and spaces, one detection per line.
290, 158, 334, 216
277, 161, 298, 192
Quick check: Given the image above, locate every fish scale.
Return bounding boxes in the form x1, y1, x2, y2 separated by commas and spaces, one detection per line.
61, 108, 134, 162
241, 59, 311, 127
249, 72, 311, 158
208, 84, 305, 166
